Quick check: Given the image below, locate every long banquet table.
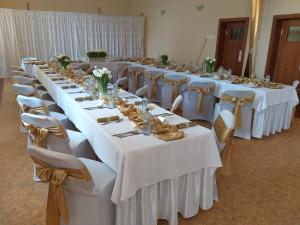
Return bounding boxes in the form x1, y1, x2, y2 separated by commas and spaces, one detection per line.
33, 65, 222, 225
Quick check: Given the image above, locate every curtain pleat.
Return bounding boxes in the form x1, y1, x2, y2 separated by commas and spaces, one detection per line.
0, 8, 144, 76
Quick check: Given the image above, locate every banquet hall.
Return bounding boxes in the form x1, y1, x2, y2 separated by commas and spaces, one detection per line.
0, 0, 299, 225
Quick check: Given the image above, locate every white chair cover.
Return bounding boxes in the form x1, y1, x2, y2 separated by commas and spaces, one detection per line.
144, 70, 164, 103
116, 62, 131, 80
183, 81, 215, 122
12, 83, 36, 96
161, 74, 188, 109
127, 66, 145, 94
21, 113, 97, 160
116, 77, 128, 87
213, 90, 255, 140
12, 76, 35, 85
12, 70, 29, 77
135, 85, 149, 97
16, 95, 74, 130
27, 145, 116, 225
293, 80, 299, 90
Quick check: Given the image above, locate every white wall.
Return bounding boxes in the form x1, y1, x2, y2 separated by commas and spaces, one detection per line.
131, 0, 251, 66
255, 0, 300, 75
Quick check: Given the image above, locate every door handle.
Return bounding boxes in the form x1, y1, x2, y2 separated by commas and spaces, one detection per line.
238, 50, 243, 62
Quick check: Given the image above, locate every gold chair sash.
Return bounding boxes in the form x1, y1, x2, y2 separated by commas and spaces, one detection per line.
31, 157, 92, 225
23, 123, 68, 148
164, 78, 187, 101
188, 86, 215, 113
129, 70, 144, 90
120, 67, 127, 77
220, 94, 255, 129
145, 73, 164, 99
19, 103, 49, 115
213, 115, 234, 176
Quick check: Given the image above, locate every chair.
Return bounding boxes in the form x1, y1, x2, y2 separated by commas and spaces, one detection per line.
170, 95, 183, 114
11, 70, 29, 77
161, 74, 188, 109
116, 77, 128, 88
144, 70, 164, 103
17, 95, 74, 130
9, 66, 24, 71
117, 62, 131, 79
127, 66, 145, 93
135, 85, 149, 97
12, 75, 35, 85
183, 81, 215, 122
212, 110, 234, 175
21, 113, 97, 160
12, 84, 60, 112
213, 90, 255, 140
291, 80, 299, 120
27, 145, 116, 225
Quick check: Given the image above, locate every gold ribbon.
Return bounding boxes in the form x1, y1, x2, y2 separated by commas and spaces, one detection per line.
31, 157, 92, 225
19, 103, 49, 115
220, 94, 255, 129
164, 78, 187, 101
23, 123, 68, 148
145, 73, 164, 99
213, 115, 234, 176
129, 70, 143, 90
188, 86, 214, 113
120, 67, 127, 78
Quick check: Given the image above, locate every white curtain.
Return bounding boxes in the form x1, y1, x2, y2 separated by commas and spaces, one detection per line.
0, 8, 144, 76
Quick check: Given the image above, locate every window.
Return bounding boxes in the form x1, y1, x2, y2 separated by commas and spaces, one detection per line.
287, 26, 300, 42
230, 27, 245, 40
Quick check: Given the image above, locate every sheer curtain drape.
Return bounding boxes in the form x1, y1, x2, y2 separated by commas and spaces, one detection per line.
0, 8, 144, 76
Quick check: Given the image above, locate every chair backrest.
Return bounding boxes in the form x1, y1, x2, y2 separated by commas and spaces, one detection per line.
213, 109, 234, 150
293, 80, 299, 89
16, 95, 45, 111
116, 77, 127, 86
12, 76, 34, 85
188, 80, 215, 89
21, 112, 61, 128
170, 95, 183, 113
27, 145, 94, 187
135, 85, 149, 97
12, 84, 36, 96
12, 70, 29, 77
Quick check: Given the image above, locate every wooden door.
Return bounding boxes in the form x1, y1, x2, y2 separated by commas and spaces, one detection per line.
273, 20, 300, 84
273, 19, 300, 116
215, 19, 249, 76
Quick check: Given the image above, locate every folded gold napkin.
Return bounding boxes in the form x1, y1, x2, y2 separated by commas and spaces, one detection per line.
176, 121, 198, 129
75, 96, 93, 102
51, 78, 65, 81
62, 85, 77, 89
97, 116, 120, 123
154, 130, 184, 141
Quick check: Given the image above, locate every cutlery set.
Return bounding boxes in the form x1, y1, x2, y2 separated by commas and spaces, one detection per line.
113, 130, 141, 138
83, 105, 107, 110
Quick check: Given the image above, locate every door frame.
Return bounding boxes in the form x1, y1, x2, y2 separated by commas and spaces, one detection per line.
215, 17, 249, 74
265, 13, 300, 79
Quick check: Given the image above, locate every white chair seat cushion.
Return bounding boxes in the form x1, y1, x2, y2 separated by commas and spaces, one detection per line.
66, 130, 97, 160
48, 111, 74, 130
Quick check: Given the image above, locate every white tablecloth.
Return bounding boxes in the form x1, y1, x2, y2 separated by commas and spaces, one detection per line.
128, 62, 299, 138
33, 65, 222, 205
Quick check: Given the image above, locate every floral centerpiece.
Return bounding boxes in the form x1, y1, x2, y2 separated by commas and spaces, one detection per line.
204, 57, 216, 74
93, 67, 112, 97
56, 54, 71, 69
87, 50, 107, 62
159, 54, 169, 66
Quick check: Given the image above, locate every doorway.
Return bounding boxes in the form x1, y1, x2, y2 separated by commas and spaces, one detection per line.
265, 14, 300, 117
215, 17, 249, 76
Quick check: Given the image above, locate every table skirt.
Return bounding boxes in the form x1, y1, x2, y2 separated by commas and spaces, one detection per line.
116, 168, 217, 225
253, 101, 293, 138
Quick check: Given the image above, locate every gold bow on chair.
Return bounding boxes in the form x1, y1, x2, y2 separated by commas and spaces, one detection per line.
188, 86, 215, 113
120, 67, 127, 77
213, 115, 234, 176
19, 103, 49, 115
23, 123, 68, 148
31, 157, 92, 225
164, 78, 187, 101
145, 73, 164, 99
129, 70, 144, 90
220, 94, 255, 129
